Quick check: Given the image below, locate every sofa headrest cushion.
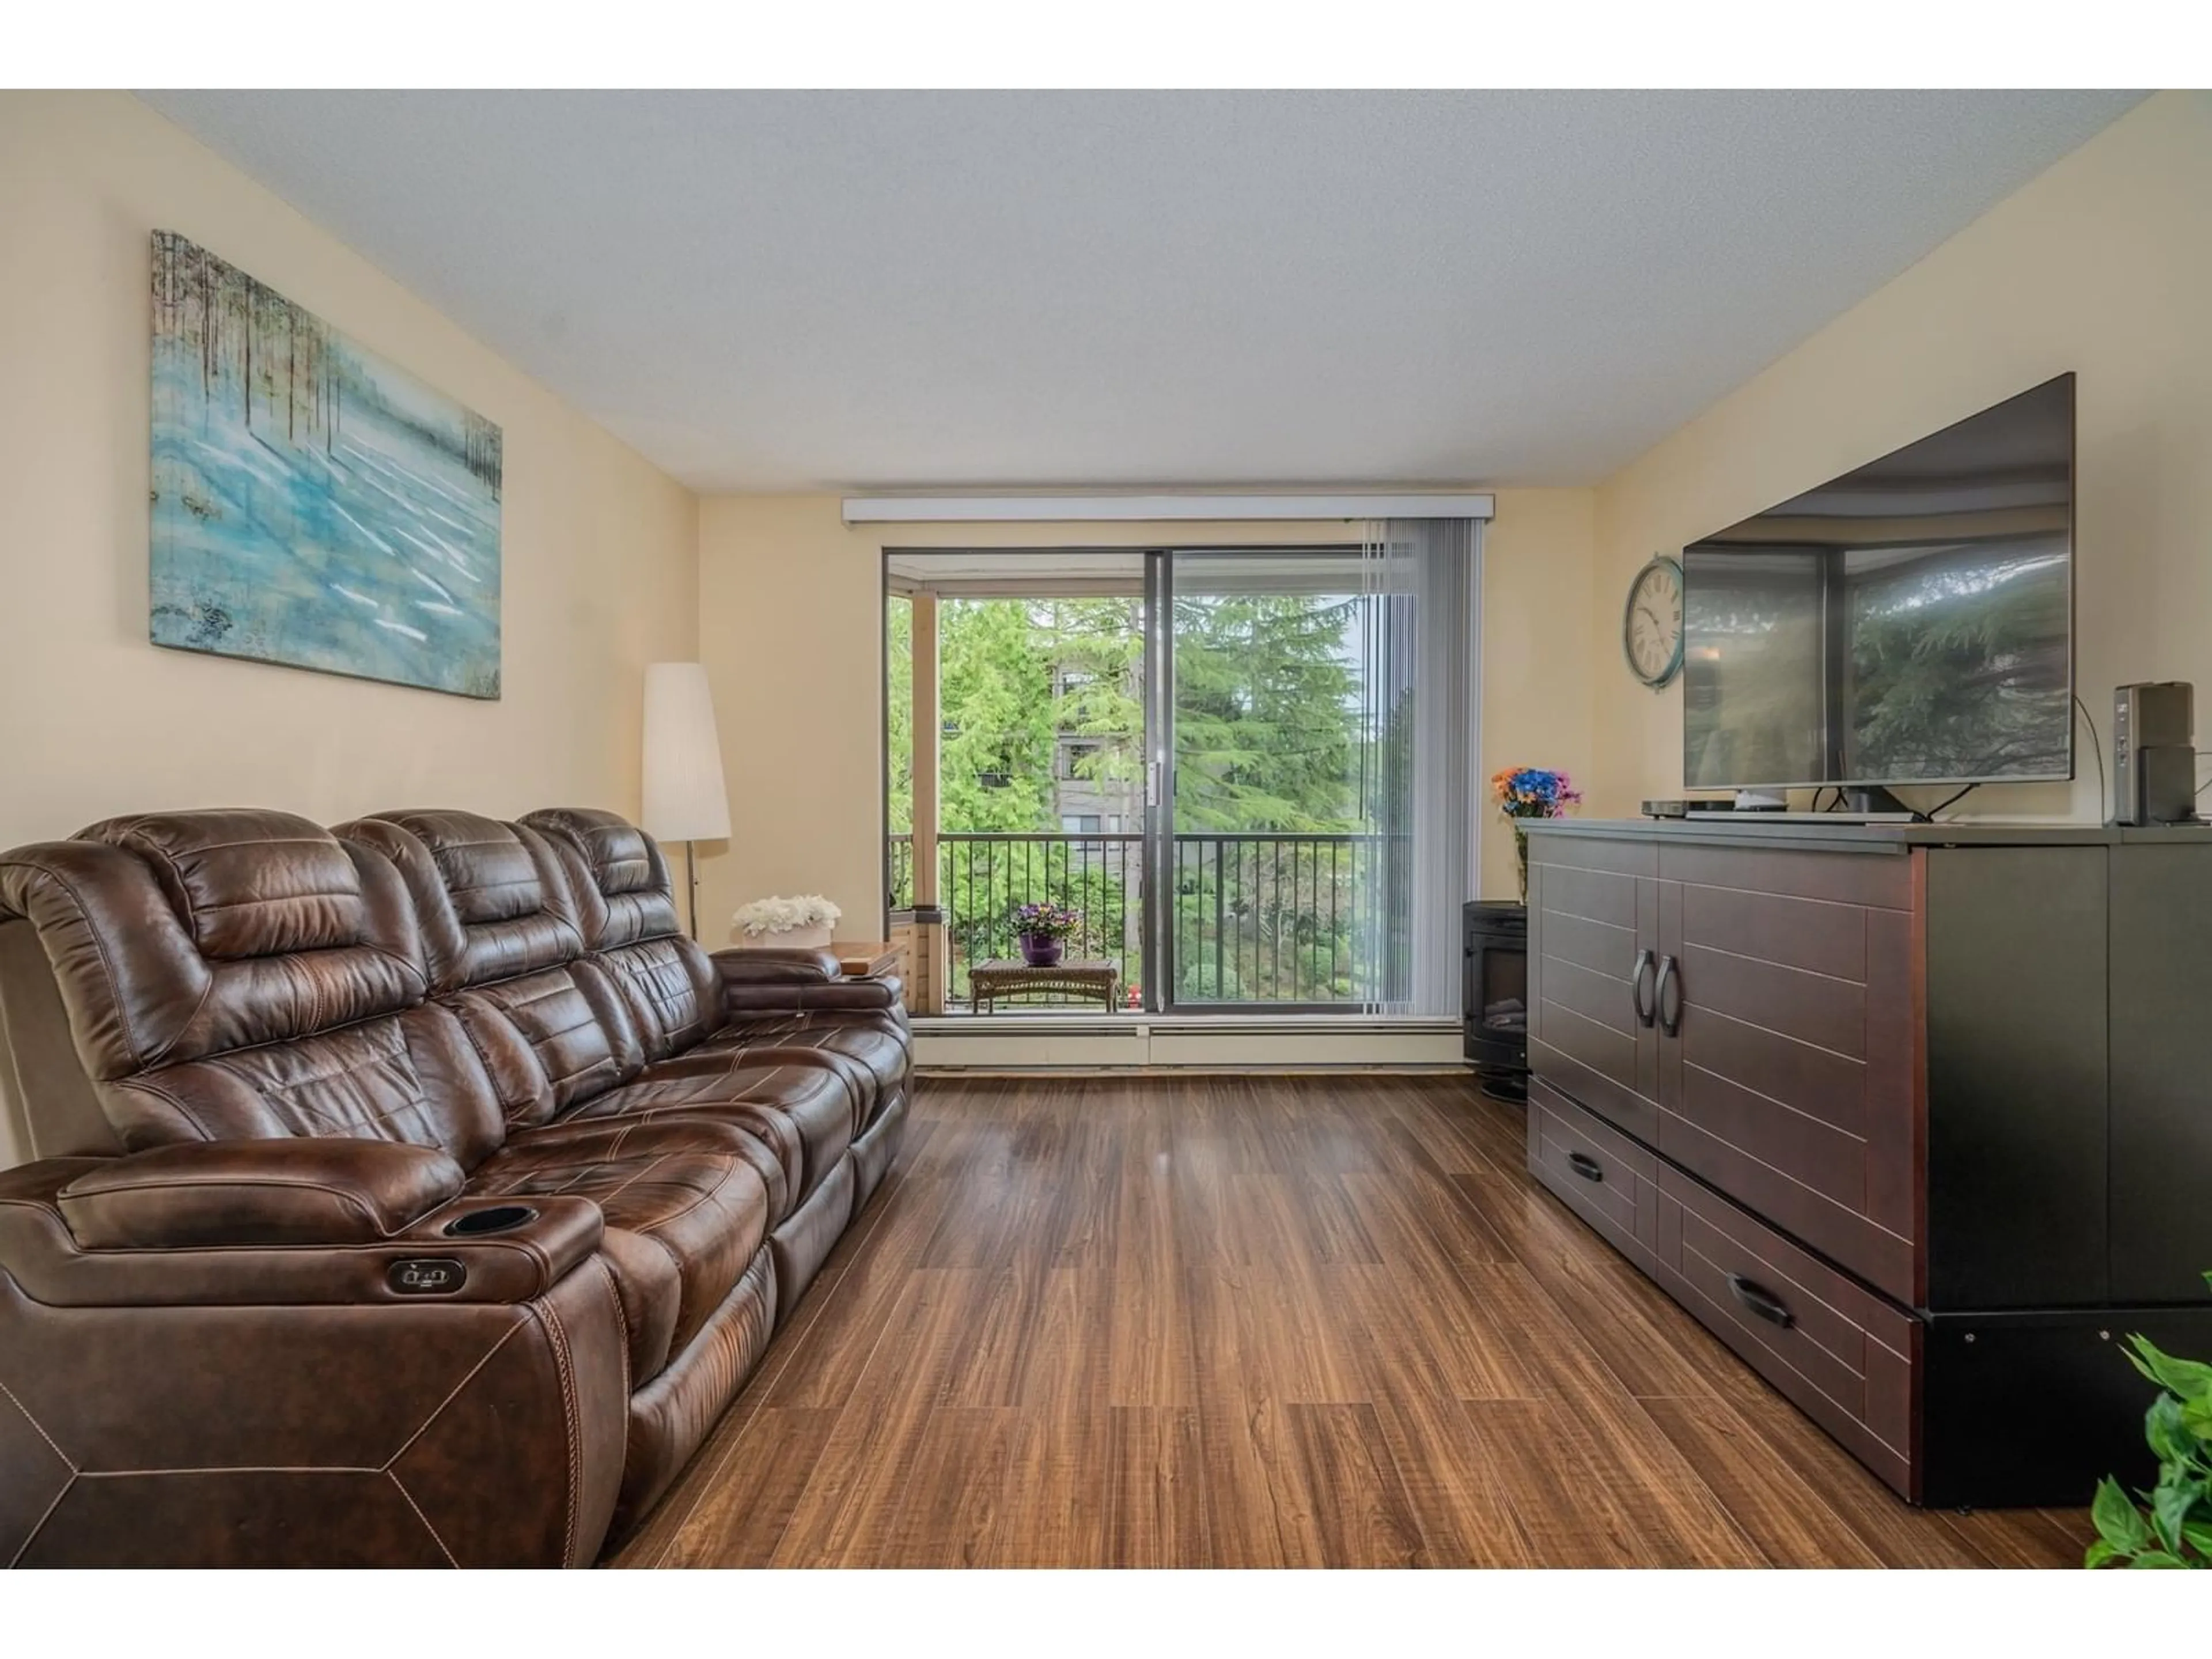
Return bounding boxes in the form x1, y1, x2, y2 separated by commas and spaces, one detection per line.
517, 808, 682, 952
0, 827, 425, 1084
368, 810, 544, 925
334, 812, 583, 995
522, 808, 660, 897
76, 810, 365, 960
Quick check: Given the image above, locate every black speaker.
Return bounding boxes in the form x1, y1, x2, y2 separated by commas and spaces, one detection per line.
2113, 681, 2198, 825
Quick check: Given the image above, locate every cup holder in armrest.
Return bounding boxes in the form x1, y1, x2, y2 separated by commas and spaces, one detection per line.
443, 1204, 538, 1238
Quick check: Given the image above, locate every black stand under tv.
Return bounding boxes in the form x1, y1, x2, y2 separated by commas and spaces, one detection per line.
1842, 783, 1915, 814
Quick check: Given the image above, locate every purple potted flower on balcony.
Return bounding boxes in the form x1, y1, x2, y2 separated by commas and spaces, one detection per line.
1012, 901, 1082, 967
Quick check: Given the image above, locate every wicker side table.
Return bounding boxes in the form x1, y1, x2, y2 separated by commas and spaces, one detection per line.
969, 959, 1119, 1013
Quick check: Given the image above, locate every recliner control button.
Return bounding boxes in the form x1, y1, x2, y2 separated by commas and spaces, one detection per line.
387, 1257, 467, 1295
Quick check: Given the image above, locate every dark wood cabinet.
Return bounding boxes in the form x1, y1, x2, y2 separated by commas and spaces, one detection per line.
1531, 829, 1918, 1301
1524, 835, 1661, 1142
2108, 845, 2212, 1302
1525, 819, 2212, 1508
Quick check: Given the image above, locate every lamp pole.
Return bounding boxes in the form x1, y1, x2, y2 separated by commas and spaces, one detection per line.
683, 840, 700, 940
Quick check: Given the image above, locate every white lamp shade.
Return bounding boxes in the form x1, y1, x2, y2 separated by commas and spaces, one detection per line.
642, 662, 732, 842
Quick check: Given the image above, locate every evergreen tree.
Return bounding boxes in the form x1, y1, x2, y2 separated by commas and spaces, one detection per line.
1171, 594, 1362, 831
1044, 597, 1146, 798
886, 591, 1363, 835
936, 599, 1057, 832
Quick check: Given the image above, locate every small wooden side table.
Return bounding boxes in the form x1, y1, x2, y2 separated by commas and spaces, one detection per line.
831, 939, 903, 979
969, 959, 1119, 1013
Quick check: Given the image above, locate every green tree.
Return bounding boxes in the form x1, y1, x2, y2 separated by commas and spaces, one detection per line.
1044, 597, 1146, 798
888, 591, 1363, 836
1165, 592, 1368, 1001
937, 599, 1058, 832
1171, 594, 1362, 831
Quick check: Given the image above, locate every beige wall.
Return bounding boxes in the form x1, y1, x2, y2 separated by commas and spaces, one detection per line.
0, 93, 700, 1165
1480, 488, 1596, 895
1589, 90, 2212, 823
695, 489, 1596, 943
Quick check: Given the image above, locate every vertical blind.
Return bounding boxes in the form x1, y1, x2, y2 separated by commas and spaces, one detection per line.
1356, 517, 1483, 1015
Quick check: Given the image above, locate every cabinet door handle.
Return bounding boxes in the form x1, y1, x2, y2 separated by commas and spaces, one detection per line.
1655, 953, 1682, 1036
1725, 1272, 1795, 1328
1630, 948, 1655, 1028
1565, 1152, 1605, 1183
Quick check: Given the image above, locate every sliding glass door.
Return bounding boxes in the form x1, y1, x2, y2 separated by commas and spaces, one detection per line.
1154, 550, 1375, 1009
1152, 533, 1476, 1015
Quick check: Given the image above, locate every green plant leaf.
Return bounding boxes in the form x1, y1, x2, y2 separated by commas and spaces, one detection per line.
2183, 1518, 2212, 1560
2150, 1475, 2203, 1554
2094, 1477, 2153, 1552
2147, 1395, 2196, 1465
2127, 1335, 2212, 1399
2083, 1538, 2119, 1569
2128, 1550, 2191, 1568
2181, 1395, 2212, 1443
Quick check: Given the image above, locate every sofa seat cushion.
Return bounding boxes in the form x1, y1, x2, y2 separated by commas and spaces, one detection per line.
467, 1118, 770, 1384
560, 1058, 862, 1217
685, 1016, 907, 1124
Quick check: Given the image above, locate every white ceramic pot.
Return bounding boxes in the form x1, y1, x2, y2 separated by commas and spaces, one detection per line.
735, 922, 834, 950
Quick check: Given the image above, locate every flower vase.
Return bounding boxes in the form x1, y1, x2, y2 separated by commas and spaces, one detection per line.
1019, 932, 1064, 967
1514, 824, 1529, 906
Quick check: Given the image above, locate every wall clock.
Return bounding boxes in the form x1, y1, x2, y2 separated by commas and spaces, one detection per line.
1623, 554, 1685, 690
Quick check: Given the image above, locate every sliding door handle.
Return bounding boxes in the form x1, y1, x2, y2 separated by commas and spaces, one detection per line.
1655, 953, 1682, 1036
1725, 1273, 1795, 1329
1630, 949, 1656, 1027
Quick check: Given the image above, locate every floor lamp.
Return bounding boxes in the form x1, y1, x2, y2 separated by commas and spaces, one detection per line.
642, 662, 731, 940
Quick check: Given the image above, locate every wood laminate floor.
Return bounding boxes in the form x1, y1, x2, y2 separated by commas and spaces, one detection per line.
613, 1075, 2088, 1569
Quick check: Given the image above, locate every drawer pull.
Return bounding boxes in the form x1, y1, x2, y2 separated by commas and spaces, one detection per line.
1630, 949, 1656, 1028
1565, 1151, 1605, 1184
1726, 1272, 1794, 1329
1655, 953, 1683, 1036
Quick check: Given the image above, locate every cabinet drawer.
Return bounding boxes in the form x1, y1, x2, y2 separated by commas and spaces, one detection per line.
1527, 1076, 1658, 1268
1653, 1165, 1920, 1499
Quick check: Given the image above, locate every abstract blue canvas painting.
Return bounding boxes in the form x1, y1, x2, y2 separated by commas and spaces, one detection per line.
150, 230, 502, 698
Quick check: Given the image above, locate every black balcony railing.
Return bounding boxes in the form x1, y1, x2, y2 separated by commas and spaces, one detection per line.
1169, 832, 1393, 1006
887, 830, 1395, 1009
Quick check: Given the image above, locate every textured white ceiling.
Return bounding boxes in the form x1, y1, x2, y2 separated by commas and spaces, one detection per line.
139, 91, 2145, 493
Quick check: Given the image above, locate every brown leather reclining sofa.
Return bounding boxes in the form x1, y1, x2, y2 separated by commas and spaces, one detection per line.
0, 805, 910, 1566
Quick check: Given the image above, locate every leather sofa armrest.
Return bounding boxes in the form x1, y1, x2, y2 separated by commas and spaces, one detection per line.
725, 978, 907, 1016
0, 1158, 627, 1565
1, 1157, 603, 1307
711, 947, 905, 1017
56, 1138, 463, 1249
713, 946, 844, 984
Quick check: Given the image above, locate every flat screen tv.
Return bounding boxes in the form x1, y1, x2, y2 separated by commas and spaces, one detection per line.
1681, 373, 2075, 793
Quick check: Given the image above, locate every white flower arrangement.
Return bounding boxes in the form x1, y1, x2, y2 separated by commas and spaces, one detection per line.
732, 894, 843, 938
